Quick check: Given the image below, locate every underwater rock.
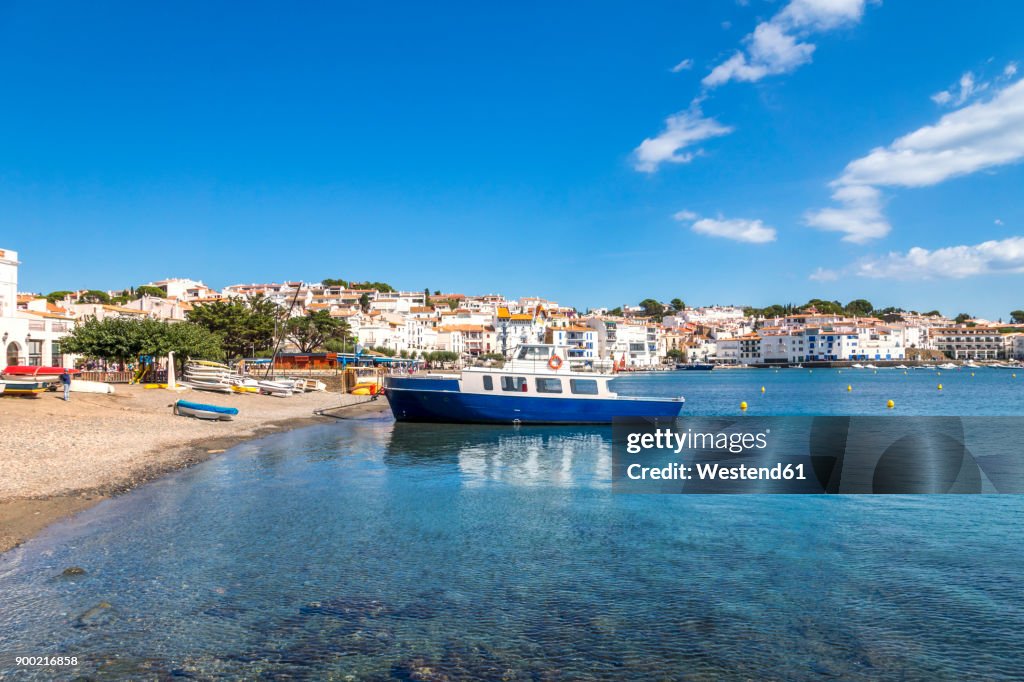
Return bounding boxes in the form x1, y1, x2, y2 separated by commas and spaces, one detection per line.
74, 601, 114, 628
390, 656, 452, 681
60, 566, 87, 577
300, 596, 395, 621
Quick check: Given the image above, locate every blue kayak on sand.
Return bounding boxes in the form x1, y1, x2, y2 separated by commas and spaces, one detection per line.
174, 399, 239, 421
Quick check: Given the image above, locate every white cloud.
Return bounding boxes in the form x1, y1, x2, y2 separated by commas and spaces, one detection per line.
841, 78, 1024, 188
931, 71, 986, 107
675, 211, 777, 243
805, 185, 889, 242
809, 267, 839, 281
995, 218, 1004, 225
856, 237, 1024, 279
703, 0, 870, 88
1005, 62, 1018, 78
671, 58, 694, 73
809, 76, 1024, 241
633, 106, 734, 172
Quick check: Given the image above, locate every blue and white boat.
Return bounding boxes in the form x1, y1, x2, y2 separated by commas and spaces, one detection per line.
384, 344, 684, 425
173, 399, 239, 421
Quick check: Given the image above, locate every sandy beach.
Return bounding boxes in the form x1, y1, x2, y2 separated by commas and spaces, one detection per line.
0, 384, 389, 553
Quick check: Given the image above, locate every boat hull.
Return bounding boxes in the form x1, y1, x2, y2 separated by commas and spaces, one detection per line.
173, 399, 238, 421
0, 380, 48, 396
384, 379, 682, 425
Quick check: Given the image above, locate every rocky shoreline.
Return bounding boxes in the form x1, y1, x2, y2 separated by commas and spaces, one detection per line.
0, 384, 390, 554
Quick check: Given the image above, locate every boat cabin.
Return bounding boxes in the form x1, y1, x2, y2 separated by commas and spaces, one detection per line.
460, 344, 618, 399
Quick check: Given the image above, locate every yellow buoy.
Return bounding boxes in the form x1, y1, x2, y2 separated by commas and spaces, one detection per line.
740, 401, 748, 411
760, 386, 766, 393
1013, 373, 1017, 378
847, 385, 852, 392
937, 371, 941, 376
903, 371, 907, 375
887, 399, 895, 409
971, 372, 975, 377
938, 383, 943, 390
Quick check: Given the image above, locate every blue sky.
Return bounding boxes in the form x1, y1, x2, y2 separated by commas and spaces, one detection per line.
2, 1, 1023, 318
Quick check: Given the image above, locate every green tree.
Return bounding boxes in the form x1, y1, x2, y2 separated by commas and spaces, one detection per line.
321, 278, 348, 287
79, 290, 111, 304
352, 281, 394, 293
323, 320, 355, 354
134, 285, 166, 299
359, 293, 371, 312
666, 348, 685, 361
639, 298, 665, 320
424, 287, 431, 306
670, 298, 685, 311
844, 299, 874, 317
1010, 310, 1024, 323
954, 312, 972, 324
286, 310, 342, 353
186, 294, 281, 359
923, 310, 942, 317
608, 307, 623, 317
801, 299, 845, 316
46, 290, 74, 304
61, 318, 222, 369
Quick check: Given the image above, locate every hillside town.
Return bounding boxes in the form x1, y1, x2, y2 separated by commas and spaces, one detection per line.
3, 246, 1024, 371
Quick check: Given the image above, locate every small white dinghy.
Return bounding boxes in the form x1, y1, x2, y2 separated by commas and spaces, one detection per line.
186, 378, 234, 394
173, 399, 238, 421
70, 379, 115, 394
258, 380, 294, 397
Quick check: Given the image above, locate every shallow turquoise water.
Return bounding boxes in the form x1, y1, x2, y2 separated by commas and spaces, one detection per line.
1, 370, 1023, 680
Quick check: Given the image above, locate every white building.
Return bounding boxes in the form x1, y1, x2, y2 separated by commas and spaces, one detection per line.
1, 248, 73, 367
930, 327, 1017, 361
586, 319, 661, 367
146, 278, 218, 301
548, 325, 599, 363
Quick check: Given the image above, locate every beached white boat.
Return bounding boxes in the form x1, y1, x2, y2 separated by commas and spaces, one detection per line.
894, 364, 909, 369
864, 364, 878, 369
257, 380, 294, 397
295, 378, 326, 392
70, 379, 115, 394
851, 363, 865, 369
185, 378, 234, 394
938, 363, 958, 370
173, 399, 238, 421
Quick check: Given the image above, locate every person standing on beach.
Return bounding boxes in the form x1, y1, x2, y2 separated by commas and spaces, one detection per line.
60, 369, 71, 401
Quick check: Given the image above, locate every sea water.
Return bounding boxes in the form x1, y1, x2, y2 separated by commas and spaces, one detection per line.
1, 369, 1022, 680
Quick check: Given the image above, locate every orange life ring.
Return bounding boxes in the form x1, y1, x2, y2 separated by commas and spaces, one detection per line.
548, 355, 563, 371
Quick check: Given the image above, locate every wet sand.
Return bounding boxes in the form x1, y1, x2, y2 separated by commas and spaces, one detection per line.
0, 384, 389, 553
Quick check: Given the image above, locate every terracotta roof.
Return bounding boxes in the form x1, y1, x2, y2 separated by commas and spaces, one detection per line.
21, 310, 75, 320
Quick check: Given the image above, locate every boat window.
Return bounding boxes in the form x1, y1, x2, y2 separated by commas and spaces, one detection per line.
482, 375, 493, 391
501, 376, 527, 392
516, 346, 551, 360
570, 379, 599, 395
535, 377, 562, 394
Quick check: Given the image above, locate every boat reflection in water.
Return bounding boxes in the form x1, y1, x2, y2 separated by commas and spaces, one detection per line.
384, 422, 612, 488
